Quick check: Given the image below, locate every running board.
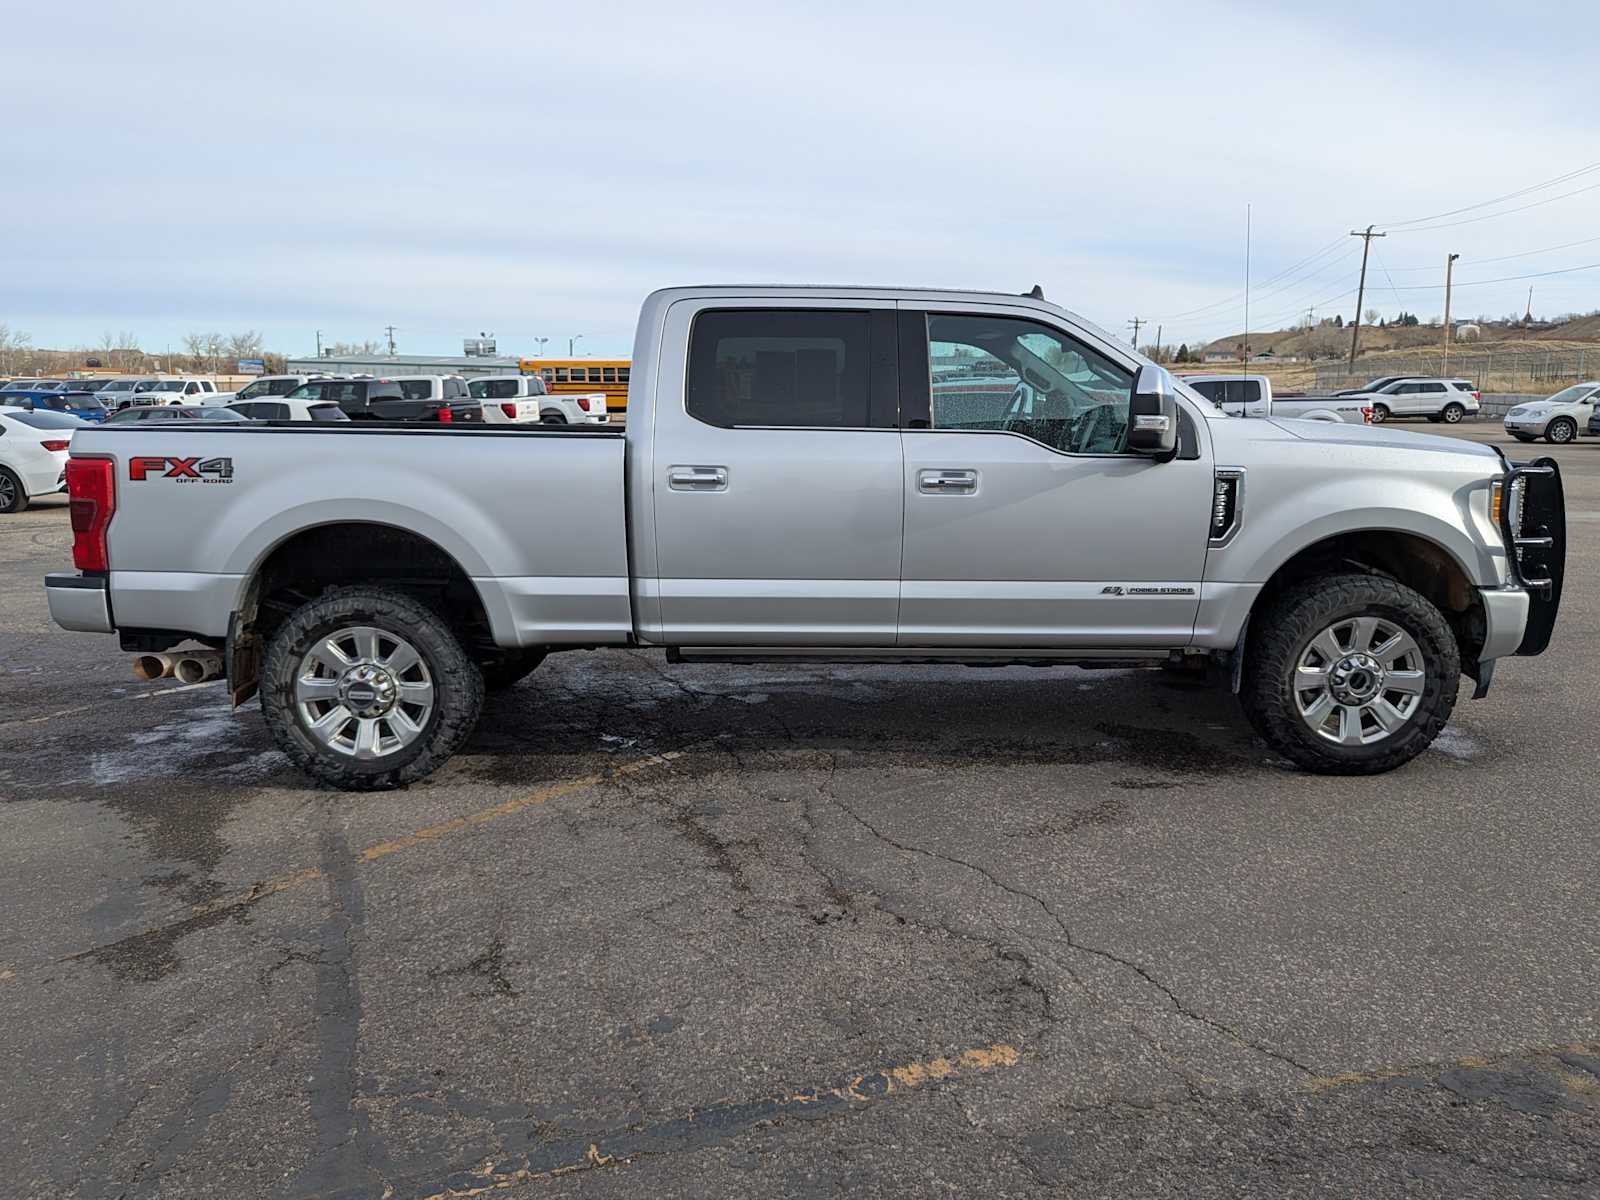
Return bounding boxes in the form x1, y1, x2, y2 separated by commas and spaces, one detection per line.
665, 646, 1171, 667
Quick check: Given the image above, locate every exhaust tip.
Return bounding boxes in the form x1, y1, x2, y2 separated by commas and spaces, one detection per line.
132, 654, 171, 681
172, 653, 224, 685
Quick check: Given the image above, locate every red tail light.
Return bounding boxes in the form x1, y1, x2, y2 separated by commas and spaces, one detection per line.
437, 406, 454, 423
1362, 407, 1374, 424
500, 403, 518, 419
67, 457, 114, 571
576, 397, 591, 412
42, 440, 70, 452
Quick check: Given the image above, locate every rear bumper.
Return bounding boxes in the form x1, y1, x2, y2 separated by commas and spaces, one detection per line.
45, 572, 113, 633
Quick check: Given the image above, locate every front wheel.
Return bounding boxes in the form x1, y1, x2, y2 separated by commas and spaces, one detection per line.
1369, 403, 1389, 424
1440, 402, 1465, 424
1546, 417, 1577, 444
261, 586, 484, 790
1241, 573, 1459, 774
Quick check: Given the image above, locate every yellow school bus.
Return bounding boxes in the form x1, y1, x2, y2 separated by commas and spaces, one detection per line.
519, 359, 631, 416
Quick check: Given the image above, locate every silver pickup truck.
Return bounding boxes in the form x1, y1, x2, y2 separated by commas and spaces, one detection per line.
46, 286, 1566, 789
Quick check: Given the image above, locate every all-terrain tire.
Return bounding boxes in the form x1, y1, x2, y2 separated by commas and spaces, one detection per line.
481, 649, 547, 692
261, 585, 484, 790
1241, 573, 1459, 775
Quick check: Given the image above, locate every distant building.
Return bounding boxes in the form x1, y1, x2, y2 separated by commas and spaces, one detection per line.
1454, 323, 1482, 342
284, 352, 525, 379
1203, 349, 1236, 363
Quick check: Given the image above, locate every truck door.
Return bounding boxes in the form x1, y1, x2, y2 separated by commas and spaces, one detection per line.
897, 305, 1212, 648
645, 301, 904, 645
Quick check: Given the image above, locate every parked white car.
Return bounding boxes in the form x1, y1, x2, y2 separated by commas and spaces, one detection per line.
226, 397, 351, 422
133, 378, 220, 407
0, 406, 80, 513
221, 375, 321, 406
1502, 382, 1600, 444
468, 374, 609, 425
1353, 378, 1480, 424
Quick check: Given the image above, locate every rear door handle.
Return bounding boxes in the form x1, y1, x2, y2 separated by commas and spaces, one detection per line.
918, 469, 978, 495
668, 465, 729, 491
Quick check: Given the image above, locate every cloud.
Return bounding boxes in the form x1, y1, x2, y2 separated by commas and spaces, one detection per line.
7, 0, 1598, 354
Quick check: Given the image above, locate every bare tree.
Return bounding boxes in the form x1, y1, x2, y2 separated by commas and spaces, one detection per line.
1364, 308, 1380, 326
0, 323, 34, 375
226, 331, 264, 360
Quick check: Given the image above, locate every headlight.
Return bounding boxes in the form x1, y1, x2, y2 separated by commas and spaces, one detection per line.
1490, 477, 1526, 537
1506, 407, 1526, 417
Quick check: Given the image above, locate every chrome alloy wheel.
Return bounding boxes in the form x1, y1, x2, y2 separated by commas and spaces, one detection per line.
0, 473, 16, 509
294, 626, 434, 759
1293, 616, 1426, 746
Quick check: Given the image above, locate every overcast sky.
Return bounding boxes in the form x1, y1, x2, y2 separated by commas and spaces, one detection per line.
8, 0, 1599, 359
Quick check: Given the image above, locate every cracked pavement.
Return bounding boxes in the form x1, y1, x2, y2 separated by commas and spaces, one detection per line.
2, 426, 1598, 1198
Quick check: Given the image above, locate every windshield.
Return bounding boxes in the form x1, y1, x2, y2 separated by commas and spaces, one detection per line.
1542, 384, 1599, 405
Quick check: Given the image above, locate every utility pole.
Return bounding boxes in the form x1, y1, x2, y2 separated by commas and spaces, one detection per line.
1127, 317, 1145, 352
1154, 324, 1163, 362
1441, 253, 1460, 373
384, 325, 398, 356
315, 329, 323, 358
1347, 225, 1387, 371
569, 334, 583, 357
1524, 286, 1534, 327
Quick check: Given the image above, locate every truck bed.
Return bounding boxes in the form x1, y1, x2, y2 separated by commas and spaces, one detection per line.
72, 423, 631, 647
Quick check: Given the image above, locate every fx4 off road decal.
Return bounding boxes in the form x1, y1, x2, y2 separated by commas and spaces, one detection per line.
128, 456, 234, 483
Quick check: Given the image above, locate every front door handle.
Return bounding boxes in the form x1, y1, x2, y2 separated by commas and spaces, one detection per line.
668, 465, 729, 492
918, 469, 977, 495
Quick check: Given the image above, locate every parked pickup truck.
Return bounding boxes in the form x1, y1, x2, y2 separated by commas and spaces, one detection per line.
468, 375, 610, 426
1178, 374, 1370, 423
45, 285, 1565, 789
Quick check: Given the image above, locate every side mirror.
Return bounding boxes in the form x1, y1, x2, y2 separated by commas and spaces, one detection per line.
1127, 364, 1179, 458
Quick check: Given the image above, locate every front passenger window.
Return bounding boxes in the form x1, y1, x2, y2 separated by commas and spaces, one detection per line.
925, 313, 1134, 454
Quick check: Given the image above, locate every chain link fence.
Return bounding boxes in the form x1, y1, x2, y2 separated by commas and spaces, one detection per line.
1314, 348, 1595, 393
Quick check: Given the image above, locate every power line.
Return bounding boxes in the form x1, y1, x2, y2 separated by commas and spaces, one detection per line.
1381, 233, 1600, 273
1377, 260, 1600, 292
1384, 179, 1600, 235
1376, 159, 1600, 230
1152, 234, 1347, 321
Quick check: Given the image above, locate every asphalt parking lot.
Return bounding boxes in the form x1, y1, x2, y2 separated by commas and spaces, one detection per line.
2, 422, 1597, 1199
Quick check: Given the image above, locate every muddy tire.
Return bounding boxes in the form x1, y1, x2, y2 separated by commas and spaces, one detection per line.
481, 649, 547, 692
1241, 573, 1458, 775
261, 586, 483, 790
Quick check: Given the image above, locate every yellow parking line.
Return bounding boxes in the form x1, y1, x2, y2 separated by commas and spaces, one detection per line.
420, 1042, 1022, 1198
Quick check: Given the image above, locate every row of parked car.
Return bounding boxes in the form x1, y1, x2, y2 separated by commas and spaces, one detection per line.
0, 373, 610, 427
0, 373, 613, 513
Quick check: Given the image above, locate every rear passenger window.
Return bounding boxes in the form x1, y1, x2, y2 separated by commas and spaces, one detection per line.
618, 367, 630, 383
397, 381, 431, 400
686, 309, 871, 428
266, 403, 290, 420
554, 368, 569, 383
309, 404, 346, 422
602, 367, 616, 382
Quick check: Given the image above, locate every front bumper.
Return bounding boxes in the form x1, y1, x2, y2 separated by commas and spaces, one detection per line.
45, 572, 113, 633
1479, 587, 1531, 661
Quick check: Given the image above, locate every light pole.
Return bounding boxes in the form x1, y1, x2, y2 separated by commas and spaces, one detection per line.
1442, 253, 1460, 374
315, 329, 323, 358
569, 335, 583, 357
532, 336, 549, 358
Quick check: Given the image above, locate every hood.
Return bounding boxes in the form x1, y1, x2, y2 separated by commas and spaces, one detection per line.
1508, 400, 1556, 412
1264, 417, 1500, 459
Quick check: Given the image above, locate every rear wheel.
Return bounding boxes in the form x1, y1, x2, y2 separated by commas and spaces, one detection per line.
540, 411, 567, 425
1546, 417, 1577, 444
1370, 403, 1389, 423
1441, 402, 1465, 424
1241, 573, 1458, 774
261, 586, 484, 790
0, 467, 28, 514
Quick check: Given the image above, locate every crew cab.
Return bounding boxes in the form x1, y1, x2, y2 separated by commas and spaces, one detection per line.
1350, 378, 1480, 424
44, 285, 1565, 790
468, 375, 610, 425
1178, 374, 1371, 423
282, 377, 483, 423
